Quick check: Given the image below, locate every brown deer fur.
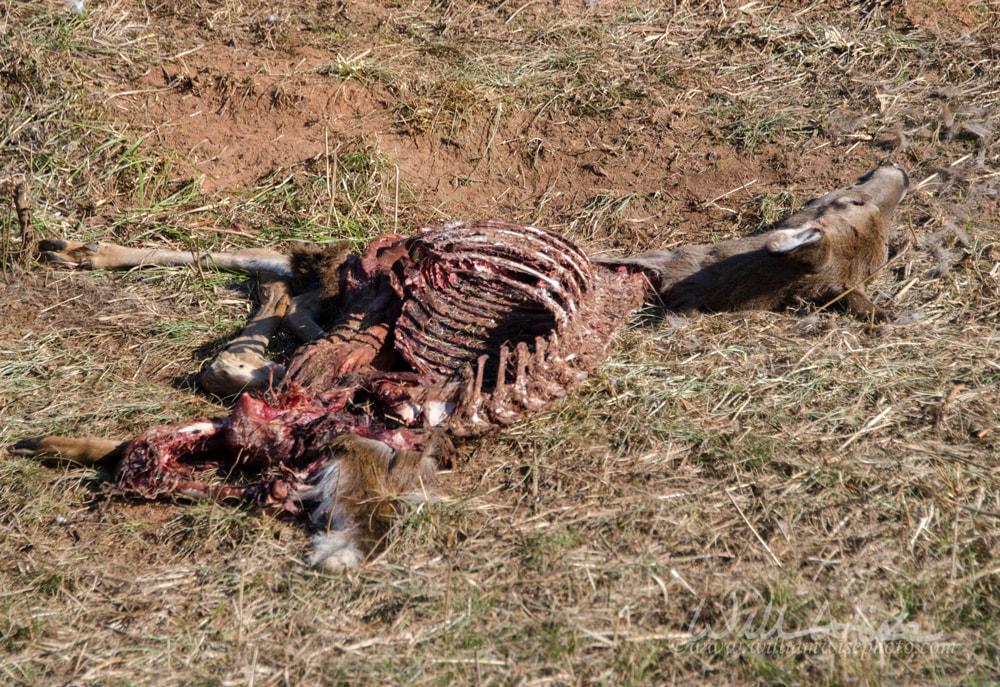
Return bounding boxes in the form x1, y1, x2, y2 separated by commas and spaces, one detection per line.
595, 164, 909, 321
302, 434, 438, 572
13, 436, 129, 465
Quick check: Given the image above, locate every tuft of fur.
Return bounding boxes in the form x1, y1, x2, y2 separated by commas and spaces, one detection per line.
289, 241, 354, 325
299, 434, 437, 571
308, 529, 366, 573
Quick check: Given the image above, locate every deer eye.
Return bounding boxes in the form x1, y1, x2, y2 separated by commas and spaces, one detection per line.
836, 197, 866, 208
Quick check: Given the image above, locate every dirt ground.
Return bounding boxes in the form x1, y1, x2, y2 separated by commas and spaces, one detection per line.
2, 0, 1000, 684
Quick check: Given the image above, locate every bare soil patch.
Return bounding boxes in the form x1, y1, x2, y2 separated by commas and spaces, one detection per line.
114, 6, 890, 244
903, 0, 988, 36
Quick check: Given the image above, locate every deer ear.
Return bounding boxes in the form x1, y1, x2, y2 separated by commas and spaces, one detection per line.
767, 226, 823, 254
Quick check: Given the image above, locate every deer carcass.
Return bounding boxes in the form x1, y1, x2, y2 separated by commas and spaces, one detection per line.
13, 164, 909, 570
17, 221, 646, 570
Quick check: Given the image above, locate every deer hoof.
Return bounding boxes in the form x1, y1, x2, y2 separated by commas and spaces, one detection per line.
39, 239, 99, 269
11, 436, 46, 457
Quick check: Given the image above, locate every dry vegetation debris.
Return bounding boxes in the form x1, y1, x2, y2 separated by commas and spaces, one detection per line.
2, 0, 1000, 684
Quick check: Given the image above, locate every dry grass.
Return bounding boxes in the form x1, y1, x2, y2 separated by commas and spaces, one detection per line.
3, 0, 1000, 684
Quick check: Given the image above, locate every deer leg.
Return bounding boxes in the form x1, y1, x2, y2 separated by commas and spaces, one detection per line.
285, 288, 325, 342
201, 274, 292, 396
15, 417, 308, 516
39, 239, 291, 276
39, 238, 296, 395
12, 436, 128, 465
113, 418, 302, 514
113, 418, 231, 497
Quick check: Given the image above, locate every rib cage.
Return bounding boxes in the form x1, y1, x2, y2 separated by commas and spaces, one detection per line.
396, 221, 594, 383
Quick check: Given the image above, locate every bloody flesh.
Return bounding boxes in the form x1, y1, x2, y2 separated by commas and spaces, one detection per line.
113, 221, 646, 510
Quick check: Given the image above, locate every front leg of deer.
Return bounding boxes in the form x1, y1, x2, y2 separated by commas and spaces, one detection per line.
285, 289, 325, 342
201, 274, 291, 396
13, 436, 128, 465
38, 239, 121, 270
